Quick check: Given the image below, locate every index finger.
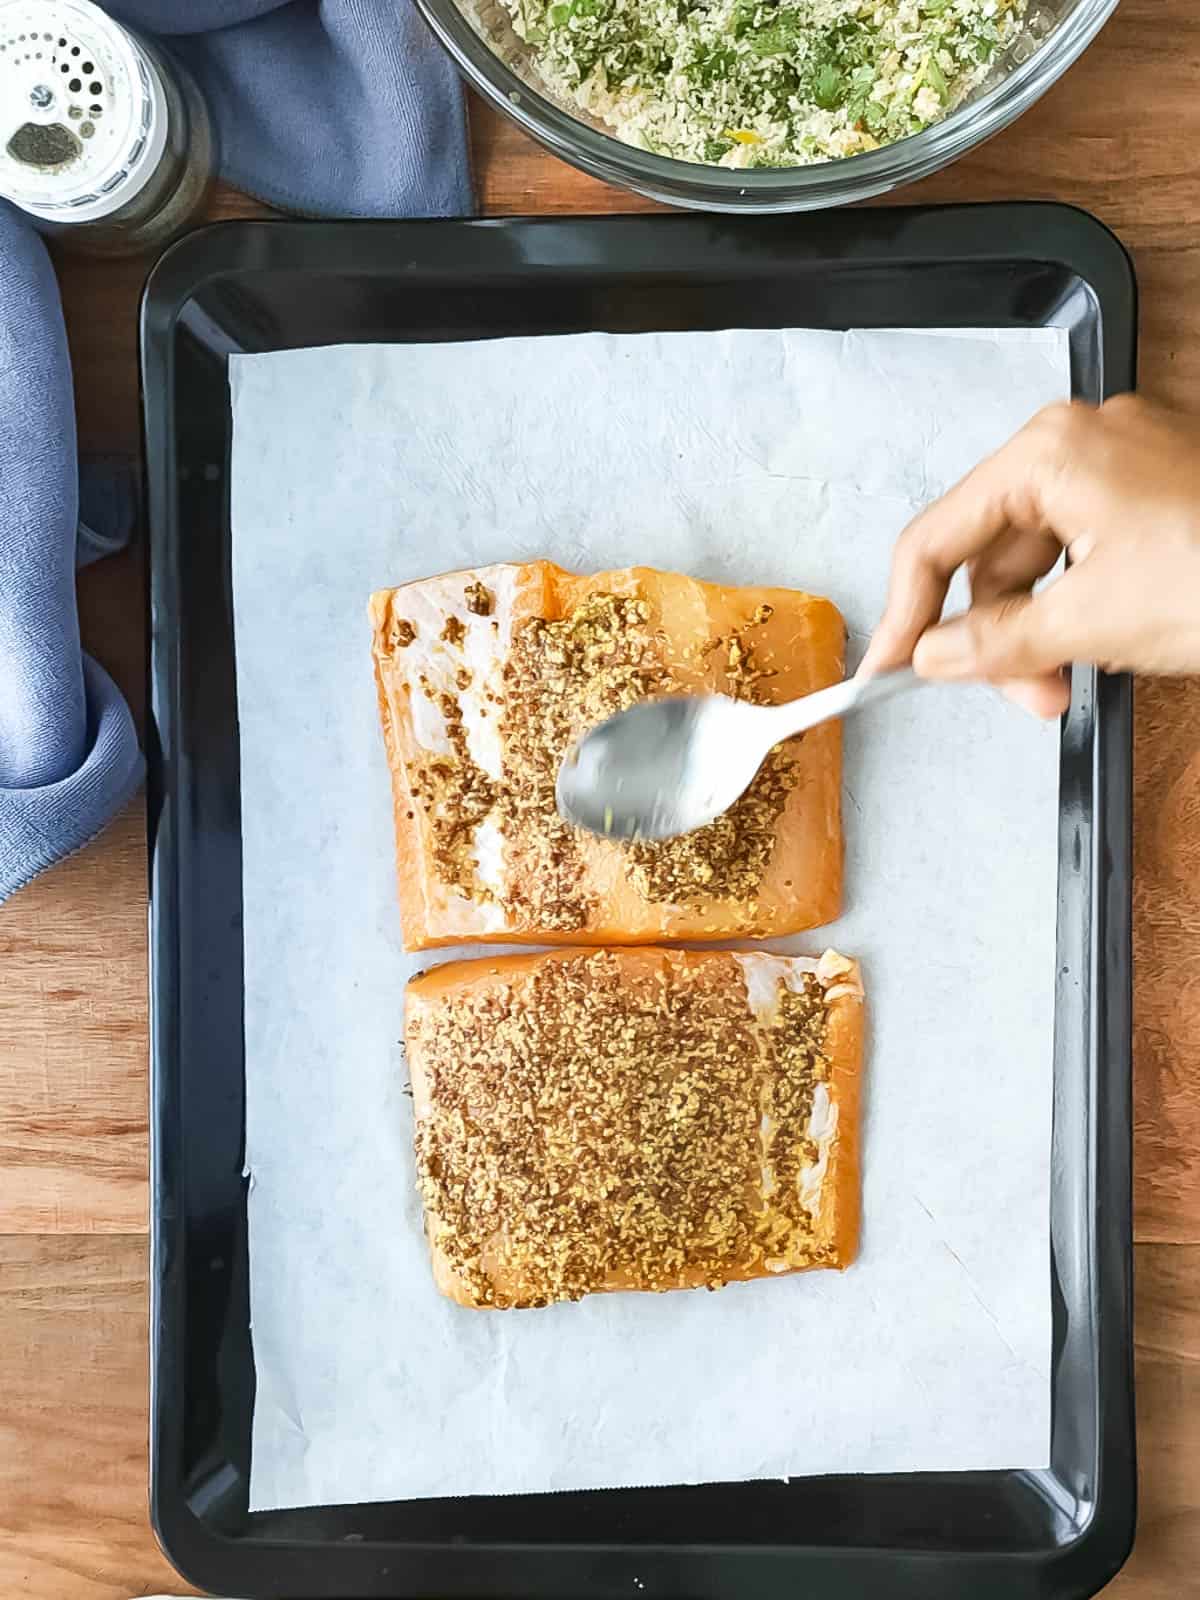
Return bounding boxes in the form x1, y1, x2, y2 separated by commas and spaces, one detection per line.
861, 402, 1084, 674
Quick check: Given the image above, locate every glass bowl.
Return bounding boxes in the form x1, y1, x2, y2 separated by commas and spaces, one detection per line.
416, 0, 1118, 211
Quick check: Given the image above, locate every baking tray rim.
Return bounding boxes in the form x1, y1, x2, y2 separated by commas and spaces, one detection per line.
143, 204, 1136, 1600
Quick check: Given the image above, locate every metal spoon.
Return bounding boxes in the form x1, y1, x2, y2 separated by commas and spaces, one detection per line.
556, 668, 919, 842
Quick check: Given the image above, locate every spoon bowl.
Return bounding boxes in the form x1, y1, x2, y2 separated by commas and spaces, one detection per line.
556, 669, 919, 842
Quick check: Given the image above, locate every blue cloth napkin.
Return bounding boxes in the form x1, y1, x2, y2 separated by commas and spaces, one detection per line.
112, 0, 474, 218
0, 206, 143, 904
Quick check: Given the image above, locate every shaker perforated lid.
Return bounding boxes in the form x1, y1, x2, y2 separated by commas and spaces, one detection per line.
0, 0, 167, 223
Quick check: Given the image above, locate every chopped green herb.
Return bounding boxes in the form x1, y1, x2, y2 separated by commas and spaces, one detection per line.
812, 62, 844, 109
505, 0, 1029, 168
747, 11, 803, 56
863, 99, 887, 132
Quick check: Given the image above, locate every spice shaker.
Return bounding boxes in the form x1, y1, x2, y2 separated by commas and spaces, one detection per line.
0, 0, 214, 255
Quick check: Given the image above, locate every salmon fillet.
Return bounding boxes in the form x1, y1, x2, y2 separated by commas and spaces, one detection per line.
405, 946, 864, 1310
370, 561, 843, 951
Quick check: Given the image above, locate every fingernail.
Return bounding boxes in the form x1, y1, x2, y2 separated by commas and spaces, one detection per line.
913, 619, 975, 678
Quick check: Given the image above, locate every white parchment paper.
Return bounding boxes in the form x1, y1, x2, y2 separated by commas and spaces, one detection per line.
229, 326, 1069, 1512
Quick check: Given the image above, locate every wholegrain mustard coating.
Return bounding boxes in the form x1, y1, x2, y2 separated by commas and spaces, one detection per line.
410, 590, 805, 929
411, 951, 841, 1307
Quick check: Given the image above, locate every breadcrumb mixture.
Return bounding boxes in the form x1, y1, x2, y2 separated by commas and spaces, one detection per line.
501, 0, 1025, 168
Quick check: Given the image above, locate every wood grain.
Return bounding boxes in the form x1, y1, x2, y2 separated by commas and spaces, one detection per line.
0, 1236, 196, 1600
1106, 1245, 1200, 1598
0, 802, 147, 1233
1134, 678, 1200, 1244
0, 0, 1199, 1590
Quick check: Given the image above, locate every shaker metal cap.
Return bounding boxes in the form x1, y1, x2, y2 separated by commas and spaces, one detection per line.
0, 0, 167, 224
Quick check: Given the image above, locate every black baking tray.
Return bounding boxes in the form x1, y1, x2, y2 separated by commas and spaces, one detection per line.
145, 205, 1136, 1600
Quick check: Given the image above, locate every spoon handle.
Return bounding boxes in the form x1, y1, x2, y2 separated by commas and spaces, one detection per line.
757, 666, 921, 743
849, 665, 921, 710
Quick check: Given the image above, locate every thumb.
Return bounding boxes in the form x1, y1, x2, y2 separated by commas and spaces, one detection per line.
913, 589, 1071, 683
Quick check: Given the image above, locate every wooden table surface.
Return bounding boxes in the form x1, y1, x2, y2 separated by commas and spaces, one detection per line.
2, 2, 1199, 1594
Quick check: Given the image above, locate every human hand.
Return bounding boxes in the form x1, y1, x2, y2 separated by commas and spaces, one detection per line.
861, 395, 1200, 717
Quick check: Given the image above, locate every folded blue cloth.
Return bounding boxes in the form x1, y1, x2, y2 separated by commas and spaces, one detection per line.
1, 3, 473, 899
112, 0, 474, 218
0, 205, 143, 903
